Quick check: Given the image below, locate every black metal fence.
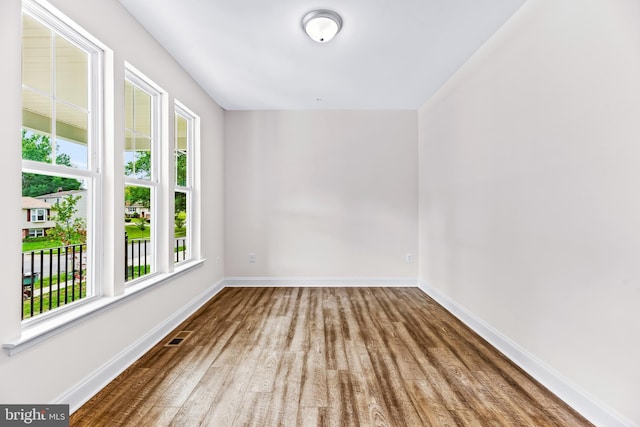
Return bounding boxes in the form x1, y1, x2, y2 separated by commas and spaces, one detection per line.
124, 234, 187, 281
175, 237, 187, 263
21, 243, 86, 320
124, 234, 149, 282
22, 236, 188, 319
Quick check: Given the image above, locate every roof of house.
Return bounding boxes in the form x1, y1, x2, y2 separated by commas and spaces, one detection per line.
35, 189, 86, 199
22, 197, 51, 209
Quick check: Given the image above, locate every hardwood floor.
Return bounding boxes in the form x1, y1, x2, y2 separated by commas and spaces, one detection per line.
71, 287, 591, 426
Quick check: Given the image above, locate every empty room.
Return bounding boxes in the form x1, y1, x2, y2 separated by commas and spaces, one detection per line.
0, 0, 638, 425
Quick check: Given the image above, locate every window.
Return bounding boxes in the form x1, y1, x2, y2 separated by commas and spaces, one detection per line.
124, 67, 163, 282
29, 229, 46, 238
21, 0, 103, 320
174, 103, 197, 264
30, 209, 47, 222
15, 0, 201, 332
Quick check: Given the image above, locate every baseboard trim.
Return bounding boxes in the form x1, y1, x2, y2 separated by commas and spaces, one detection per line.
418, 280, 635, 427
56, 278, 225, 414
57, 277, 632, 425
225, 276, 419, 287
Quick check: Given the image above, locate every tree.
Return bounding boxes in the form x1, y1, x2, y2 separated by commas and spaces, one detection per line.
48, 195, 86, 246
21, 130, 82, 197
176, 150, 187, 187
175, 191, 187, 213
22, 130, 52, 162
175, 211, 186, 229
124, 150, 152, 209
134, 217, 147, 232
125, 186, 151, 208
125, 150, 151, 179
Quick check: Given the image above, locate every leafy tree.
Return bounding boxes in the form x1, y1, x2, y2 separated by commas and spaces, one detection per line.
21, 130, 82, 197
48, 195, 86, 246
175, 191, 187, 213
124, 149, 187, 210
124, 150, 152, 210
175, 211, 186, 229
125, 150, 151, 179
125, 186, 151, 208
22, 130, 52, 162
22, 173, 82, 197
176, 150, 187, 187
134, 217, 147, 231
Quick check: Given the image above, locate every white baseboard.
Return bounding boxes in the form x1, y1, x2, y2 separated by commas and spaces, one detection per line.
56, 279, 225, 413
418, 280, 636, 427
56, 277, 633, 426
225, 276, 419, 288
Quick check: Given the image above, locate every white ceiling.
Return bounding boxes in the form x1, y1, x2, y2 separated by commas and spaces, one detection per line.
118, 0, 526, 110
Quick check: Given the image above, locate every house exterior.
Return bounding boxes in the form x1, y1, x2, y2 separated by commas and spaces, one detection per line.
125, 202, 150, 220
36, 189, 87, 222
21, 197, 54, 238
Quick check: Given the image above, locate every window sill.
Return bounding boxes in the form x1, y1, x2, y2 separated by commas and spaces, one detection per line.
3, 259, 205, 356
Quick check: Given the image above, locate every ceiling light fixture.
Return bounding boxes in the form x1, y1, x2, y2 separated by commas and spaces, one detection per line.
302, 10, 342, 43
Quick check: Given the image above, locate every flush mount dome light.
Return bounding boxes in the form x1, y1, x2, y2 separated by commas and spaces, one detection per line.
302, 9, 342, 43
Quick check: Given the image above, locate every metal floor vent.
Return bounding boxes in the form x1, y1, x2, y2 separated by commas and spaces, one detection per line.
165, 330, 193, 347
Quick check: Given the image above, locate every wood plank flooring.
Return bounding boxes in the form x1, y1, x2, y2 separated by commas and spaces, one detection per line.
71, 287, 591, 426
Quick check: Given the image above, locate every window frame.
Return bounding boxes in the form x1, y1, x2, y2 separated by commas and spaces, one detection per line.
28, 229, 46, 238
7, 0, 209, 354
30, 208, 47, 222
123, 65, 164, 284
21, 0, 104, 323
173, 101, 197, 265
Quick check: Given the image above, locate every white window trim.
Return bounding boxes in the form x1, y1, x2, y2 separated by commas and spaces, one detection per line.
4, 260, 205, 356
8, 0, 205, 351
29, 229, 46, 237
30, 209, 47, 222
21, 0, 105, 319
124, 64, 166, 284
174, 101, 198, 265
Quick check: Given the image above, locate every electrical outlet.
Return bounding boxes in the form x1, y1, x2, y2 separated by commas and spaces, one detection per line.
405, 253, 413, 263
216, 256, 221, 265
249, 253, 256, 263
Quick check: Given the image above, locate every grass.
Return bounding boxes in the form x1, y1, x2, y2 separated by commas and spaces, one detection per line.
23, 264, 152, 318
125, 225, 186, 239
24, 271, 82, 290
126, 265, 152, 281
23, 282, 87, 319
125, 224, 150, 239
22, 239, 65, 252
24, 225, 184, 250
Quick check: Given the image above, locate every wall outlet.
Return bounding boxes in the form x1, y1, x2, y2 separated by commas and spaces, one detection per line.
216, 256, 221, 265
248, 253, 256, 263
405, 253, 413, 263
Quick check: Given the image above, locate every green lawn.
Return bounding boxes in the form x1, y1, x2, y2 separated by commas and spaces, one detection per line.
125, 225, 186, 239
126, 265, 152, 281
24, 271, 81, 290
23, 282, 87, 319
125, 224, 150, 239
22, 239, 65, 252
24, 225, 184, 250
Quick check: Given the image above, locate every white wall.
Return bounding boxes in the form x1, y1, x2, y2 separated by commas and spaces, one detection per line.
418, 0, 640, 424
225, 111, 418, 278
0, 0, 224, 407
